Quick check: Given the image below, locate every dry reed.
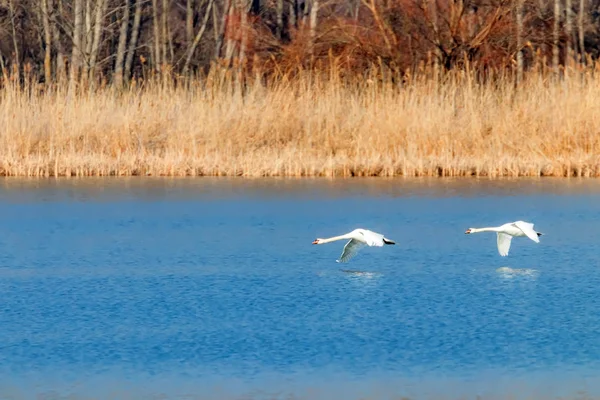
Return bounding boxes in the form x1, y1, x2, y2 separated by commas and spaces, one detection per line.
1, 65, 600, 178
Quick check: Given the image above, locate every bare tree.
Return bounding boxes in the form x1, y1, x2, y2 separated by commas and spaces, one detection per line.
162, 0, 169, 67
309, 0, 319, 55
289, 0, 296, 27
552, 0, 561, 73
125, 0, 143, 80
3, 0, 600, 89
239, 0, 248, 64
83, 0, 92, 81
429, 0, 441, 78
7, 0, 20, 80
41, 0, 53, 83
565, 0, 573, 66
187, 0, 194, 43
88, 0, 107, 82
213, 0, 224, 59
516, 0, 524, 84
183, 0, 215, 74
152, 0, 162, 70
224, 0, 235, 63
70, 0, 84, 91
276, 0, 284, 39
114, 0, 131, 87
50, 0, 67, 83
578, 0, 585, 64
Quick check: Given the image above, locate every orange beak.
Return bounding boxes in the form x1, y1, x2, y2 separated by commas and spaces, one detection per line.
312, 239, 319, 244
465, 229, 471, 234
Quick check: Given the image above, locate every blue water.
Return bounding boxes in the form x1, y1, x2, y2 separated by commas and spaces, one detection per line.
1, 177, 600, 399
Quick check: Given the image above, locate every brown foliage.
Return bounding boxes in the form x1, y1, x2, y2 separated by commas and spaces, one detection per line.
0, 0, 597, 86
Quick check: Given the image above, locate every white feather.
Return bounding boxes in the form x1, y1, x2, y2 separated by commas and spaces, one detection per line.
312, 228, 395, 263
466, 220, 542, 257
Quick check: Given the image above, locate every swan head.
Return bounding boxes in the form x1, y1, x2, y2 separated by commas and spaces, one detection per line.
465, 228, 473, 234
312, 239, 322, 245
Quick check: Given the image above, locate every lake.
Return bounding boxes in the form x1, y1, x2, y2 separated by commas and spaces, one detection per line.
0, 177, 600, 400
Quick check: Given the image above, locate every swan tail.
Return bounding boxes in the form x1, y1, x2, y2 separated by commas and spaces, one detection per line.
383, 238, 395, 245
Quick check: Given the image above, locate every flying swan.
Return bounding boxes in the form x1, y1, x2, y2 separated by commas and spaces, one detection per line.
464, 220, 543, 256
312, 228, 395, 263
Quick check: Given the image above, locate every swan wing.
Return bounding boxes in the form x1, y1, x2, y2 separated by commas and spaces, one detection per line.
496, 232, 513, 257
362, 230, 385, 247
513, 221, 540, 243
337, 239, 366, 263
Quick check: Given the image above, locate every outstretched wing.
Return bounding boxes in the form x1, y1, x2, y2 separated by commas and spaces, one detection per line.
361, 230, 385, 247
337, 239, 366, 263
496, 232, 513, 257
513, 221, 540, 243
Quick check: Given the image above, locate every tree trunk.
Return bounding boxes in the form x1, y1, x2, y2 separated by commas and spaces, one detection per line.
430, 0, 441, 78
183, 0, 214, 74
565, 0, 572, 67
289, 1, 296, 28
89, 0, 107, 82
114, 0, 131, 88
309, 0, 318, 55
536, 0, 547, 58
578, 0, 585, 65
552, 0, 560, 74
41, 0, 52, 84
167, 14, 175, 62
161, 0, 169, 67
516, 0, 524, 84
8, 0, 20, 81
81, 0, 92, 85
125, 0, 143, 80
49, 0, 67, 83
224, 0, 235, 63
152, 0, 162, 71
187, 0, 194, 43
212, 0, 222, 59
70, 0, 84, 92
239, 0, 248, 64
276, 0, 283, 39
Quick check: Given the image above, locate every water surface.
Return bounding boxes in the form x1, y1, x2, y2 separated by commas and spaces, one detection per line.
0, 177, 600, 399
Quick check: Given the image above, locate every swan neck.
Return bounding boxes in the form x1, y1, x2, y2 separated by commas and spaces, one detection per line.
319, 234, 351, 243
472, 227, 501, 233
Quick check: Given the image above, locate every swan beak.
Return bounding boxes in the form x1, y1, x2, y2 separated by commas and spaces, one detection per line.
465, 229, 471, 234
312, 239, 319, 245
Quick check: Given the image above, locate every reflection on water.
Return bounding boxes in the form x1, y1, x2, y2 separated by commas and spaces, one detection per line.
1, 176, 600, 202
496, 266, 540, 279
339, 269, 383, 277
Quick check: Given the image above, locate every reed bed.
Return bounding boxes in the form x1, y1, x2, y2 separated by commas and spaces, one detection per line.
1, 66, 600, 178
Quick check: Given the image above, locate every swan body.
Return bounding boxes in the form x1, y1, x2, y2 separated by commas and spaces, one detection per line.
312, 228, 395, 263
465, 220, 543, 256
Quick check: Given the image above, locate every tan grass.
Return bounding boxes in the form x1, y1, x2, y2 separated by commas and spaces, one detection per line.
1, 67, 600, 178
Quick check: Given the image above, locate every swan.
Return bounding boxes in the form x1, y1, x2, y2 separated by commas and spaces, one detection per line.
465, 220, 543, 256
312, 228, 395, 263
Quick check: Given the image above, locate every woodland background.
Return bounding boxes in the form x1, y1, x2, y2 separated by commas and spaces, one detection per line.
0, 0, 598, 87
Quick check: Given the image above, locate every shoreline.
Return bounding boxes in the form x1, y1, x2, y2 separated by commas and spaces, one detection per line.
0, 173, 599, 178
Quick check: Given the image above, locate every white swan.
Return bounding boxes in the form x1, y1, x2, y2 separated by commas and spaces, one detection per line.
312, 228, 395, 263
465, 220, 543, 256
